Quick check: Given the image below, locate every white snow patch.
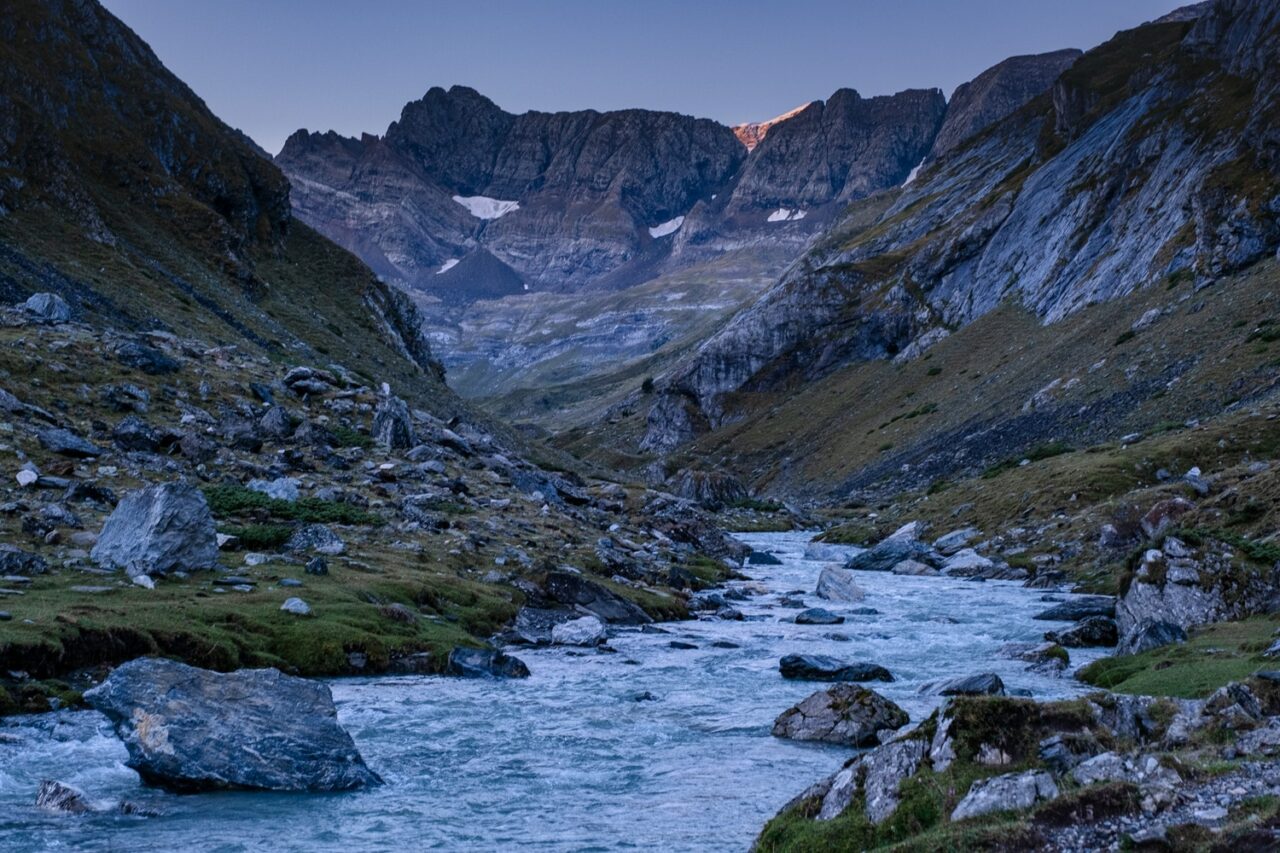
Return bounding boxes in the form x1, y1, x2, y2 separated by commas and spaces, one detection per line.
648, 216, 684, 238
436, 259, 460, 275
902, 158, 926, 187
453, 195, 520, 220
767, 208, 807, 223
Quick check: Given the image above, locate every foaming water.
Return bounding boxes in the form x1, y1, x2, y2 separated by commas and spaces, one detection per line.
0, 532, 1106, 851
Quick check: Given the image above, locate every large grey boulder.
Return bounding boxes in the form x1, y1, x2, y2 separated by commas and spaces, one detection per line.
23, 292, 73, 324
91, 483, 218, 577
933, 527, 982, 556
772, 685, 908, 746
550, 615, 607, 646
372, 392, 415, 450
815, 737, 927, 823
815, 565, 864, 601
951, 770, 1058, 821
83, 658, 381, 792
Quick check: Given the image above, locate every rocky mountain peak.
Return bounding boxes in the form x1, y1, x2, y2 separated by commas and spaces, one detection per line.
732, 102, 815, 151
930, 48, 1082, 158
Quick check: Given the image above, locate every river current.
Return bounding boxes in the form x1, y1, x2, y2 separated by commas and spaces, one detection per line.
0, 531, 1106, 851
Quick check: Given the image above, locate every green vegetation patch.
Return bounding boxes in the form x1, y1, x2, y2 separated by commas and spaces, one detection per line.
204, 484, 384, 526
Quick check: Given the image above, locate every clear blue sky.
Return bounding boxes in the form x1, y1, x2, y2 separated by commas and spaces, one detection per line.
103, 0, 1177, 156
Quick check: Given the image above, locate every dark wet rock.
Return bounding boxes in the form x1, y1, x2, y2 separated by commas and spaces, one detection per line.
115, 341, 179, 375
35, 780, 92, 814
795, 608, 845, 625
669, 640, 698, 650
112, 416, 161, 452
513, 607, 577, 644
542, 571, 651, 625
711, 640, 741, 649
1032, 597, 1116, 621
747, 550, 783, 565
1118, 620, 1188, 656
37, 427, 101, 458
0, 545, 48, 576
1045, 615, 1118, 648
845, 537, 940, 573
64, 481, 115, 506
304, 556, 328, 576
84, 658, 381, 792
373, 393, 415, 450
779, 654, 893, 682
936, 672, 1005, 696
23, 292, 73, 324
91, 482, 218, 577
772, 685, 908, 746
815, 565, 864, 601
285, 524, 345, 555
258, 406, 292, 440
177, 432, 217, 463
445, 647, 530, 678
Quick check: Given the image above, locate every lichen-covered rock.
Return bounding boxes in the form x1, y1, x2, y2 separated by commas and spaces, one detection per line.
772, 685, 908, 746
84, 658, 382, 792
951, 770, 1058, 821
90, 482, 218, 577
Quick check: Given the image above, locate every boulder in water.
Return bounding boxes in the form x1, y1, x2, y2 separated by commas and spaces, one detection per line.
772, 685, 908, 746
795, 608, 845, 625
35, 780, 93, 814
815, 565, 864, 601
91, 483, 218, 577
83, 658, 382, 792
551, 615, 607, 646
845, 537, 940, 572
446, 647, 530, 678
779, 654, 893, 682
1032, 596, 1116, 621
1045, 615, 1118, 647
935, 672, 1006, 696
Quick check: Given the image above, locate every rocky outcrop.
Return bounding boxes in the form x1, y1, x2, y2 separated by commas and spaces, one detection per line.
90, 483, 218, 577
1116, 536, 1280, 652
84, 658, 382, 792
951, 769, 1059, 821
771, 684, 908, 746
930, 49, 1081, 158
642, 5, 1280, 454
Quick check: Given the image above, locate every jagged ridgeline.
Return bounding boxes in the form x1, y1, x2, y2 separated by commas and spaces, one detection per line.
627, 0, 1280, 497
0, 0, 448, 407
0, 0, 749, 703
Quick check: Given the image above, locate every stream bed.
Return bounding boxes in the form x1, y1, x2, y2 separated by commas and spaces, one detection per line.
0, 531, 1107, 851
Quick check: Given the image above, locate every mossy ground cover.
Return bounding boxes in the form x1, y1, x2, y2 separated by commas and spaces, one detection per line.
1078, 617, 1280, 698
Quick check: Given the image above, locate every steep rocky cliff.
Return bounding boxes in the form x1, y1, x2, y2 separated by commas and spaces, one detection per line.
641, 0, 1279, 458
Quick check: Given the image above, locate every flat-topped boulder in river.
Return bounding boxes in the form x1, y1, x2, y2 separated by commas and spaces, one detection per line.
83, 658, 382, 792
772, 685, 908, 746
815, 565, 864, 601
1032, 596, 1116, 622
779, 654, 893, 682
